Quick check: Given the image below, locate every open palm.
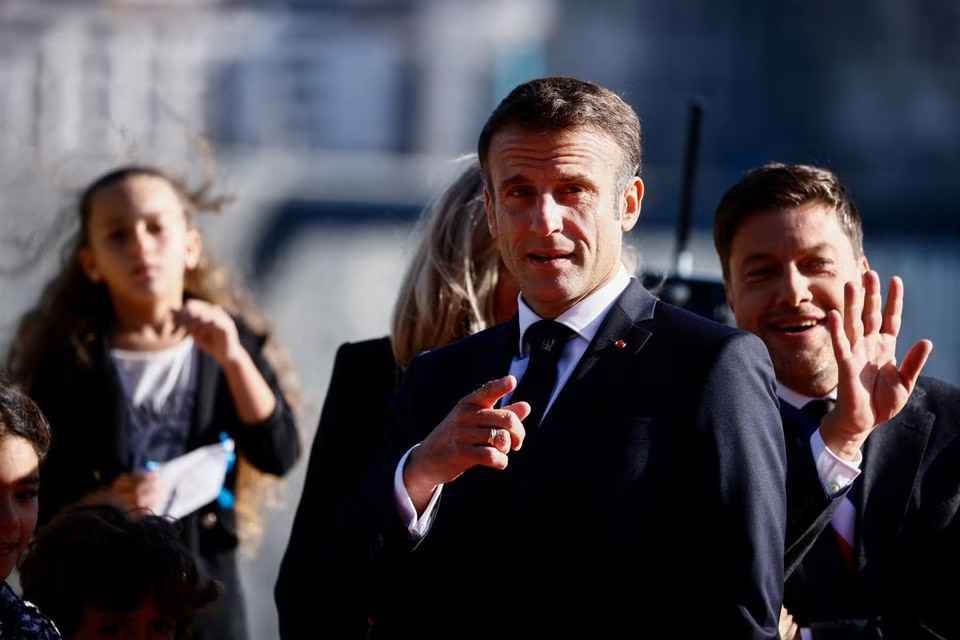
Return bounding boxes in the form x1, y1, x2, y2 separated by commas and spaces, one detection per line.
822, 272, 932, 459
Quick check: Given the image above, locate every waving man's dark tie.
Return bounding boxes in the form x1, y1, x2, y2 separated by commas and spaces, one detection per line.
801, 397, 836, 426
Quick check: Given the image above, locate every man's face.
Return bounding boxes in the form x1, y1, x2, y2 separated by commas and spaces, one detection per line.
724, 203, 868, 396
483, 125, 642, 319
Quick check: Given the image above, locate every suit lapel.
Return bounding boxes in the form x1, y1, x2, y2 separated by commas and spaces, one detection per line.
857, 385, 934, 570
491, 316, 520, 383
554, 279, 654, 406
506, 281, 657, 539
435, 319, 518, 419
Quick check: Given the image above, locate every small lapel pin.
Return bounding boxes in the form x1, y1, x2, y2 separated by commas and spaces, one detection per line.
614, 339, 627, 348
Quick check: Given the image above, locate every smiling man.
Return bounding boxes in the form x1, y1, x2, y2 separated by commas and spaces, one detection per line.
714, 163, 960, 639
329, 78, 786, 639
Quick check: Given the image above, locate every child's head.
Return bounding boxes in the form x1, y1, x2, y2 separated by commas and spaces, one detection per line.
6, 164, 237, 385
76, 167, 203, 315
0, 378, 51, 580
19, 504, 218, 640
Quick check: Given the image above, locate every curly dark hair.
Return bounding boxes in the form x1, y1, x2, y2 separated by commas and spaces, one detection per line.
0, 376, 51, 462
18, 504, 218, 639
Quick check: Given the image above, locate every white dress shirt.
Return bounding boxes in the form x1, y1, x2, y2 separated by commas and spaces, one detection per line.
394, 266, 633, 537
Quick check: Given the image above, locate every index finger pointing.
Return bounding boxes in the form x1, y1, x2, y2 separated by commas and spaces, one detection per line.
465, 376, 518, 409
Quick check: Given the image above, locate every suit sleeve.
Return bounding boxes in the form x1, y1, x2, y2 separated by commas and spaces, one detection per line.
221, 327, 300, 476
276, 340, 397, 639
697, 331, 786, 640
307, 351, 445, 630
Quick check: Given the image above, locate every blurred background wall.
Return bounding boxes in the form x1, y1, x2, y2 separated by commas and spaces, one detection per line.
1, 1, 957, 637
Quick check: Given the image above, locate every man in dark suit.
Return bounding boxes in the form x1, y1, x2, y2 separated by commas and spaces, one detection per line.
329, 77, 786, 639
714, 163, 958, 639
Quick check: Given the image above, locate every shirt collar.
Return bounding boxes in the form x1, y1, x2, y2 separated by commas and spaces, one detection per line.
777, 382, 838, 410
516, 265, 632, 356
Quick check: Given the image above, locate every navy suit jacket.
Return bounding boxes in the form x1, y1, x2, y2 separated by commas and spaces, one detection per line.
329, 281, 786, 639
783, 376, 960, 639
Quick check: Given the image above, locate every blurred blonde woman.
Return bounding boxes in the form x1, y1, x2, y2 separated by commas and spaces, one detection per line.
275, 154, 518, 639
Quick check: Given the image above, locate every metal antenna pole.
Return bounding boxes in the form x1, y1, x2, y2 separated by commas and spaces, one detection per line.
673, 100, 703, 277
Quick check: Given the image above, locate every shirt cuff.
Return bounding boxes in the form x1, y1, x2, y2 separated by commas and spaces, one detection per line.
393, 444, 442, 538
800, 627, 812, 640
811, 428, 862, 497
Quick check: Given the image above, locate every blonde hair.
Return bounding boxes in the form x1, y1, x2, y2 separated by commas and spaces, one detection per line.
390, 155, 505, 368
7, 165, 298, 553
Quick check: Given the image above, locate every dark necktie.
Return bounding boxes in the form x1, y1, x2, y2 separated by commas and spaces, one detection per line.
510, 320, 575, 429
801, 397, 836, 426
802, 396, 858, 570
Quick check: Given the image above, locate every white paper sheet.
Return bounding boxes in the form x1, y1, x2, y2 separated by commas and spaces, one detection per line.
148, 439, 235, 519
